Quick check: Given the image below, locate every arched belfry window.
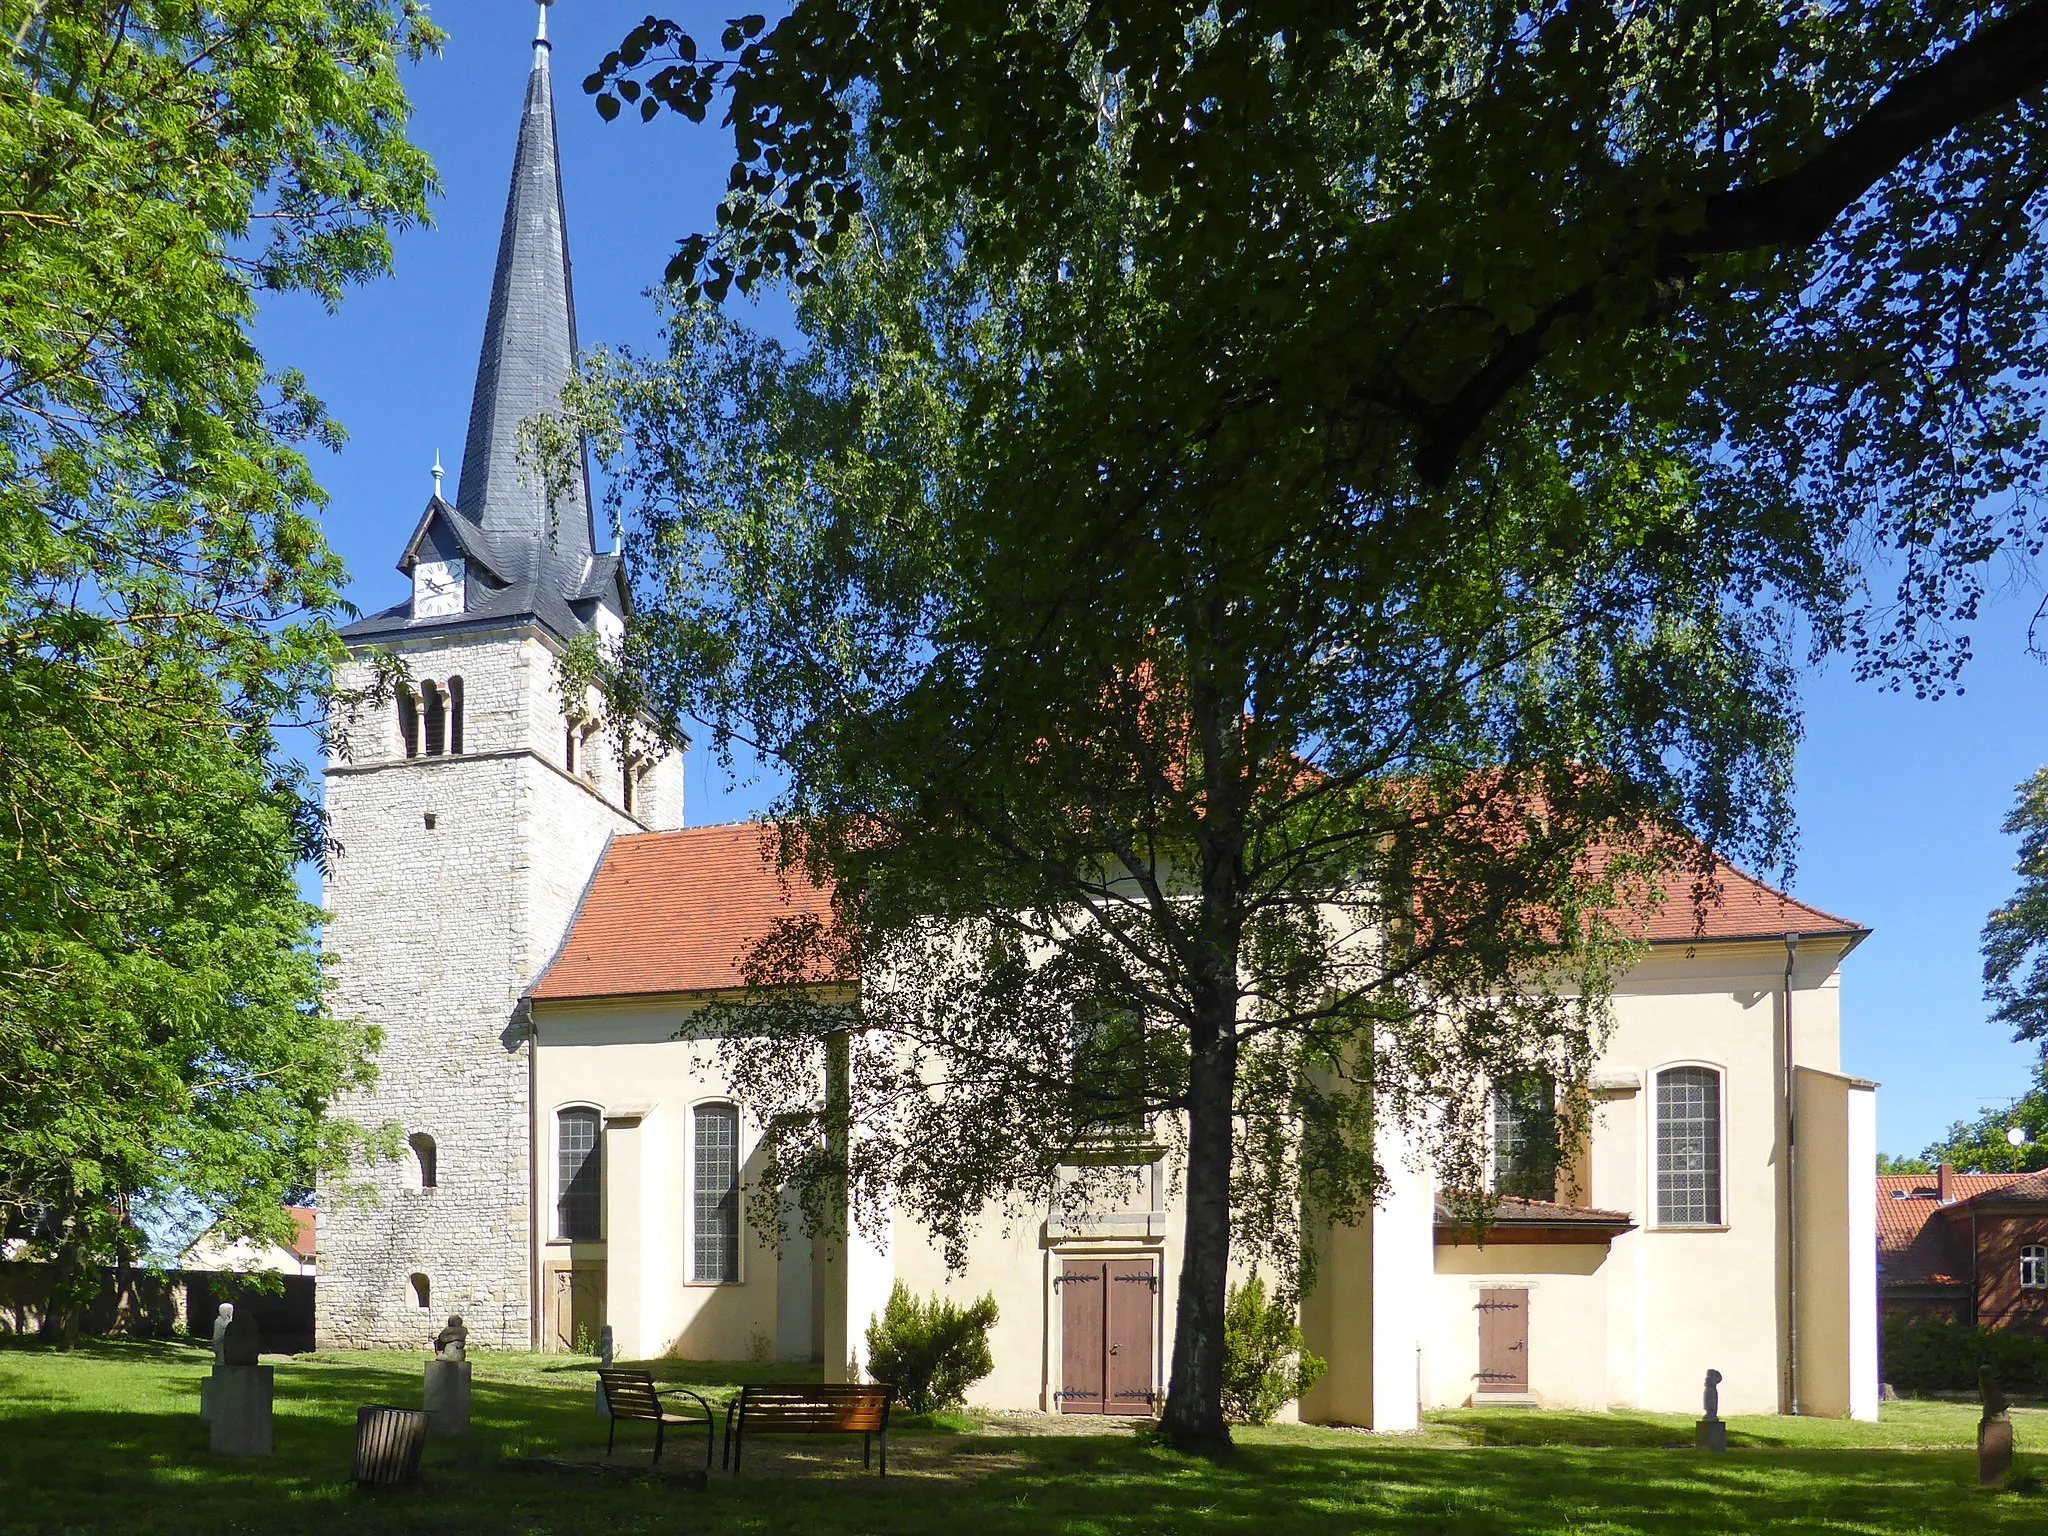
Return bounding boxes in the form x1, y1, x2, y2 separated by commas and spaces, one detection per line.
408, 1132, 438, 1191
422, 681, 446, 756
397, 686, 419, 759
447, 676, 464, 754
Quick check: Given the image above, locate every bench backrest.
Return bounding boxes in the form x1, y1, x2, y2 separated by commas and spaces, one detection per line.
597, 1369, 665, 1421
738, 1382, 892, 1432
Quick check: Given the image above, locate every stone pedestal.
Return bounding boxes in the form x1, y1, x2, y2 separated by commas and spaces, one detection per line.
209, 1365, 274, 1456
1979, 1416, 2015, 1487
198, 1373, 213, 1423
423, 1358, 472, 1438
1695, 1417, 1727, 1453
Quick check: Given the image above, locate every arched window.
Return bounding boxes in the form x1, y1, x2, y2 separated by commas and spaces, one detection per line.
1491, 1072, 1558, 1201
409, 1273, 431, 1311
622, 757, 637, 817
1655, 1066, 1723, 1227
408, 1132, 438, 1191
447, 676, 464, 754
692, 1103, 741, 1283
2024, 1245, 2047, 1291
397, 686, 419, 759
556, 1107, 602, 1240
422, 680, 446, 756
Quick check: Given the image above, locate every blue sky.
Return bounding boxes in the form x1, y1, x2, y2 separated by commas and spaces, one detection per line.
262, 0, 2048, 1160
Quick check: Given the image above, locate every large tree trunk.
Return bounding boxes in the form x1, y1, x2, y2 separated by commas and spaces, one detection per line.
1159, 1003, 1240, 1452
40, 1230, 87, 1351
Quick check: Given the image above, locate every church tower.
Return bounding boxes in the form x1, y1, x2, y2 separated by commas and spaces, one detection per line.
317, 3, 682, 1350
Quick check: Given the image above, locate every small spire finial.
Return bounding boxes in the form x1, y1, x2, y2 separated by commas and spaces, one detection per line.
535, 0, 552, 57
431, 450, 444, 499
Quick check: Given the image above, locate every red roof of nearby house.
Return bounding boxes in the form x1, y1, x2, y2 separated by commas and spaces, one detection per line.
531, 824, 840, 1002
1628, 859, 1863, 946
1876, 1169, 2048, 1289
287, 1207, 316, 1263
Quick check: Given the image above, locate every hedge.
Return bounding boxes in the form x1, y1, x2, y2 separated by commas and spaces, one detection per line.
1882, 1316, 2048, 1396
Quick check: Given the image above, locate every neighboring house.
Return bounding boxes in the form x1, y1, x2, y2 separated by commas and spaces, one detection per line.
180, 1207, 317, 1279
314, 11, 1882, 1426
1878, 1166, 2048, 1333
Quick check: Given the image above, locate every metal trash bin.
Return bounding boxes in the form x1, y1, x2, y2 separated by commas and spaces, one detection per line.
353, 1405, 428, 1487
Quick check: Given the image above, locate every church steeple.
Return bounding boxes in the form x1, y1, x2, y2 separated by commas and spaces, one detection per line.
346, 0, 622, 644
453, 0, 594, 589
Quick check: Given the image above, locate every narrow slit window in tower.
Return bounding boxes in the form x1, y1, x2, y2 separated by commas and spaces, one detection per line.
398, 686, 419, 758
423, 682, 446, 756
447, 676, 464, 754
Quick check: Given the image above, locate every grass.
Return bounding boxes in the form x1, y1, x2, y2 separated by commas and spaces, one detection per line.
0, 1338, 2042, 1534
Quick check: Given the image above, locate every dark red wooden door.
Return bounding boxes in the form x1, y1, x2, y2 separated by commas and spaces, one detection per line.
1060, 1258, 1157, 1414
1105, 1260, 1158, 1415
1476, 1289, 1528, 1393
1060, 1261, 1106, 1412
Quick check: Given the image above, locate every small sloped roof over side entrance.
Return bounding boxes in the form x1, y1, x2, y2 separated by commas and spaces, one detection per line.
532, 823, 842, 1002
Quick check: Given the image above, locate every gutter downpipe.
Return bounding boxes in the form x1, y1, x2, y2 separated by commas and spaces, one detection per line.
527, 1002, 541, 1351
1784, 930, 1801, 1417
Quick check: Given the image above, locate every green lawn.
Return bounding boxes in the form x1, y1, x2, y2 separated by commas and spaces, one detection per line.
0, 1340, 2040, 1534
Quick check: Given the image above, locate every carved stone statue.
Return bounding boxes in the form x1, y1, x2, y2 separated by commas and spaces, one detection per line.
1703, 1368, 1723, 1421
1979, 1366, 2015, 1486
218, 1301, 260, 1367
1979, 1365, 2010, 1423
433, 1314, 467, 1362
598, 1324, 614, 1371
210, 1303, 234, 1366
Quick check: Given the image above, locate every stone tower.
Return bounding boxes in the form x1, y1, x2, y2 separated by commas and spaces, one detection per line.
316, 4, 682, 1350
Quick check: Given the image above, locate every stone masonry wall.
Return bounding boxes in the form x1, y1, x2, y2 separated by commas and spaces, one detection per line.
317, 625, 656, 1349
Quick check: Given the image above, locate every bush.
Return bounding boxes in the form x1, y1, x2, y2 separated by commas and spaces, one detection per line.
1221, 1275, 1328, 1424
1882, 1315, 2048, 1397
864, 1281, 999, 1414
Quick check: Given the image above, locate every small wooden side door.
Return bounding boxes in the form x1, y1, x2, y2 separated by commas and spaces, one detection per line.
1105, 1260, 1158, 1416
1059, 1261, 1106, 1412
1475, 1288, 1528, 1393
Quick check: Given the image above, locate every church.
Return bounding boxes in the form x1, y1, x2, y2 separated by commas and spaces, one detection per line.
317, 10, 1881, 1427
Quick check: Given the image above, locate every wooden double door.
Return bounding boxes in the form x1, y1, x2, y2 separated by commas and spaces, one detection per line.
1058, 1257, 1157, 1414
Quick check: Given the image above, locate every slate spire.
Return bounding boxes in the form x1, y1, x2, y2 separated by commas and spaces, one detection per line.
452, 0, 595, 591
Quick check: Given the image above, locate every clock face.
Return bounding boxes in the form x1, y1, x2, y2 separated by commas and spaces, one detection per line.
413, 558, 466, 619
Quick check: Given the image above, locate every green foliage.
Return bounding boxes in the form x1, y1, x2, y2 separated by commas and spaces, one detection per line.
1918, 1062, 2048, 1174
1986, 769, 2048, 1048
1877, 1153, 1934, 1175
863, 1282, 998, 1415
1882, 1317, 2048, 1398
1221, 1277, 1326, 1426
0, 0, 436, 1339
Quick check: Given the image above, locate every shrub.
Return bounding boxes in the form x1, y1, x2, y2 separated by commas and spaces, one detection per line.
864, 1282, 999, 1414
1221, 1275, 1328, 1424
1882, 1315, 2048, 1397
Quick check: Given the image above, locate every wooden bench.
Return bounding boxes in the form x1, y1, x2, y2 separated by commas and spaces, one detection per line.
596, 1368, 716, 1468
722, 1383, 894, 1476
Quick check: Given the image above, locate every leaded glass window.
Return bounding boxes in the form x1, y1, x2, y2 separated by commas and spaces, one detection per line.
556, 1108, 602, 1240
693, 1103, 740, 1282
1491, 1073, 1558, 1200
1655, 1067, 1722, 1226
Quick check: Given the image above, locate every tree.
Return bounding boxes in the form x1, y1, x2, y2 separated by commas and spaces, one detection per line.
561, 158, 1815, 1448
1876, 1153, 1933, 1175
0, 0, 437, 1337
1918, 1064, 2048, 1174
571, 1, 2048, 1448
1984, 768, 2048, 1046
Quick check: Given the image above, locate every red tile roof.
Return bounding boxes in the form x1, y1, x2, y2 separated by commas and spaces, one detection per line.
532, 824, 840, 1002
1875, 1170, 2048, 1289
287, 1207, 316, 1263
1627, 859, 1864, 946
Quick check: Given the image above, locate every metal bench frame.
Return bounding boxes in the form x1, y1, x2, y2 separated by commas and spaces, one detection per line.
596, 1368, 717, 1468
722, 1383, 895, 1476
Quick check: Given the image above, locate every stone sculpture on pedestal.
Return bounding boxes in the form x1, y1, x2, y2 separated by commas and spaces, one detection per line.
423, 1315, 472, 1438
207, 1300, 274, 1456
1695, 1369, 1727, 1453
596, 1324, 615, 1418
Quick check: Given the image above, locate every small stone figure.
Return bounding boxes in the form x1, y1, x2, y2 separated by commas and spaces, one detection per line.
1695, 1367, 1727, 1453
1979, 1366, 2015, 1487
596, 1324, 615, 1419
219, 1302, 261, 1367
433, 1314, 467, 1362
210, 1303, 234, 1366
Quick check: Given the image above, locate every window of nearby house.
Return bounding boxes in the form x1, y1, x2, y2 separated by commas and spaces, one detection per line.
693, 1103, 740, 1282
1491, 1072, 1558, 1201
408, 1132, 438, 1191
557, 1108, 602, 1240
398, 686, 419, 758
423, 680, 446, 756
447, 676, 464, 754
1655, 1066, 1723, 1226
2024, 1245, 2047, 1291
